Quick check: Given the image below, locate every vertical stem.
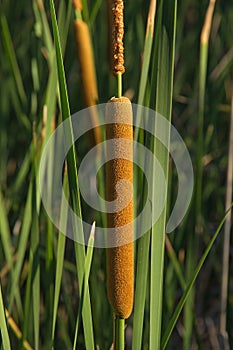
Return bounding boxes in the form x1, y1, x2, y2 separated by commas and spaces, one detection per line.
220, 92, 233, 347
115, 316, 125, 350
117, 72, 122, 98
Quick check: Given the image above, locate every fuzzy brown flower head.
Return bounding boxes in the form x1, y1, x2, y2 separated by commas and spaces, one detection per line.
112, 0, 125, 75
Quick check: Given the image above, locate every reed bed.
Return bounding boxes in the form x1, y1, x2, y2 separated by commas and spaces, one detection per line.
0, 0, 233, 349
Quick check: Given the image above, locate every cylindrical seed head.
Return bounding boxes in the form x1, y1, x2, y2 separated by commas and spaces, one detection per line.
74, 19, 98, 105
106, 97, 134, 319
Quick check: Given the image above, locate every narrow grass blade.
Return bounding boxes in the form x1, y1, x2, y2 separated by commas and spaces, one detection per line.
220, 91, 233, 341
132, 4, 158, 346
0, 284, 11, 350
1, 15, 26, 106
0, 189, 13, 271
22, 248, 33, 344
31, 177, 40, 350
149, 1, 177, 349
196, 0, 216, 227
161, 208, 231, 350
134, 0, 156, 143
0, 189, 23, 318
9, 184, 32, 311
132, 231, 150, 350
49, 0, 72, 123
51, 172, 69, 344
35, 0, 53, 65
132, 111, 153, 348
11, 150, 32, 198
58, 0, 72, 54
137, 0, 156, 107
89, 0, 103, 26
165, 234, 186, 290
43, 115, 55, 338
73, 222, 95, 350
5, 309, 33, 350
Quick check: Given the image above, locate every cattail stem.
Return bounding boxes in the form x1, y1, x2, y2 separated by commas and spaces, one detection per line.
115, 316, 125, 350
74, 9, 82, 20
73, 0, 83, 16
117, 72, 122, 98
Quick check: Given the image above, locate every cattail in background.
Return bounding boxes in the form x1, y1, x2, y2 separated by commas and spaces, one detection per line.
73, 19, 98, 106
73, 1, 101, 147
106, 97, 134, 319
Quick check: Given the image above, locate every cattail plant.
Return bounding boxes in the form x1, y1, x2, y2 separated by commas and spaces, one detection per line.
106, 1, 134, 348
2, 0, 231, 348
73, 0, 102, 147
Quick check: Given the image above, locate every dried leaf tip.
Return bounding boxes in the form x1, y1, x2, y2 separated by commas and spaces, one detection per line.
90, 221, 96, 239
201, 0, 216, 44
146, 0, 157, 37
112, 0, 125, 75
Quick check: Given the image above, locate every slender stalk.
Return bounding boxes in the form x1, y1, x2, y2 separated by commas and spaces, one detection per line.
5, 309, 33, 350
115, 316, 125, 350
134, 0, 157, 143
117, 72, 122, 98
0, 286, 11, 350
220, 91, 233, 348
1, 16, 27, 106
132, 3, 157, 344
149, 1, 177, 348
196, 0, 216, 228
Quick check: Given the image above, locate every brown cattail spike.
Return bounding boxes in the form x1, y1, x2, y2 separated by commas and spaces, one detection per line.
74, 19, 102, 147
112, 0, 125, 75
106, 97, 134, 319
74, 19, 98, 105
